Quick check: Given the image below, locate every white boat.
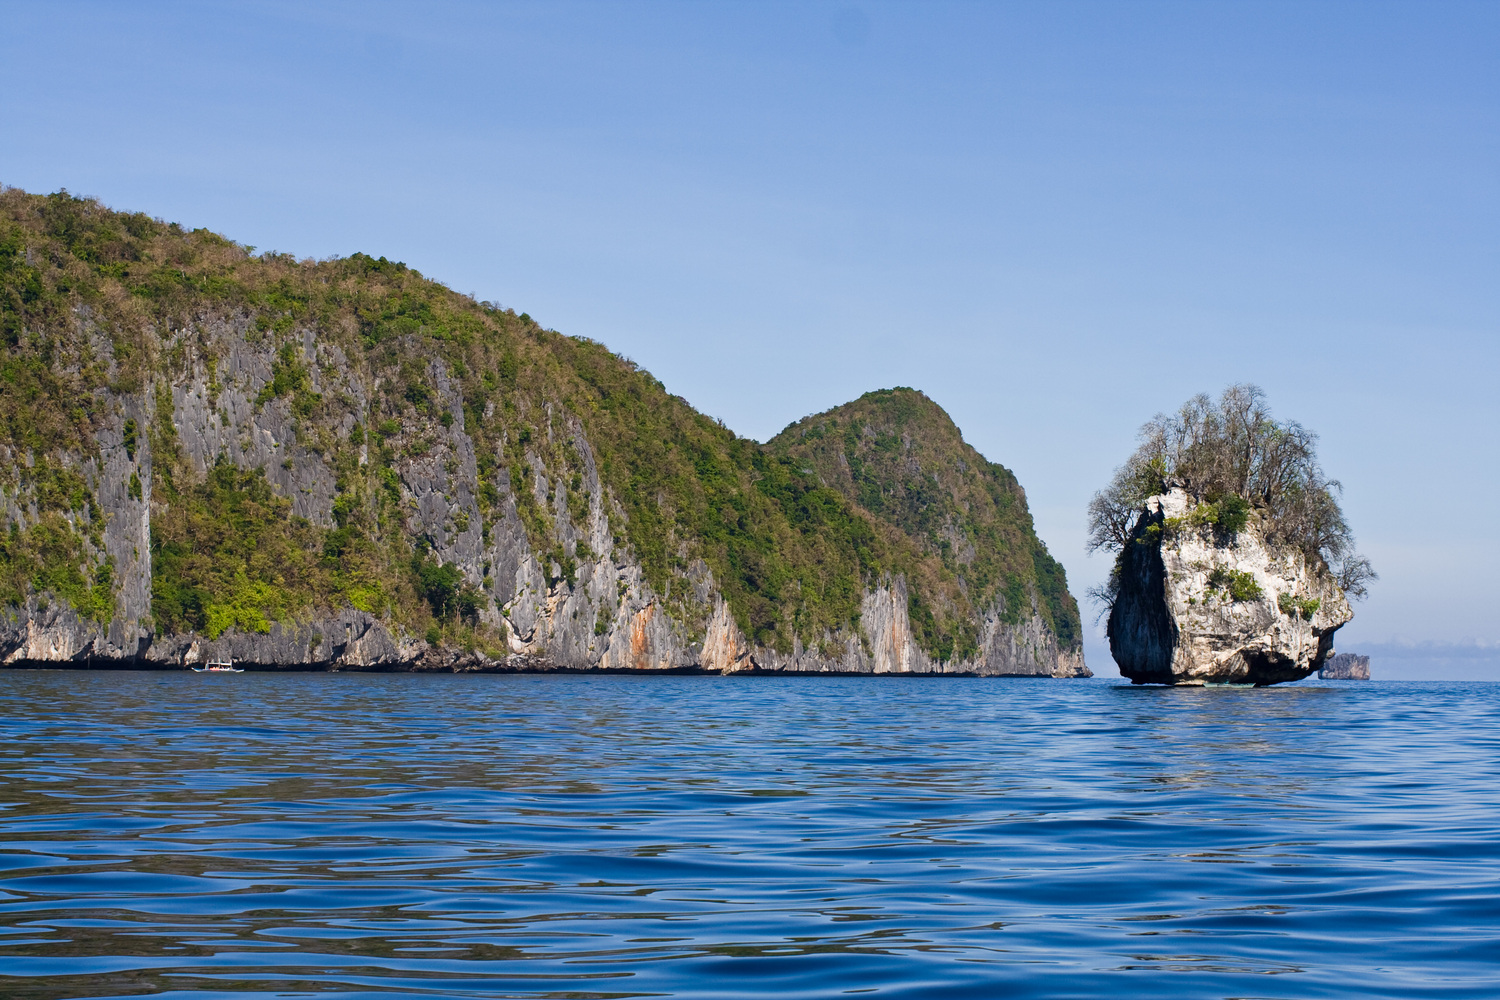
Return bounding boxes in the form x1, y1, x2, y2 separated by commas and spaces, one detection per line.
191, 658, 243, 674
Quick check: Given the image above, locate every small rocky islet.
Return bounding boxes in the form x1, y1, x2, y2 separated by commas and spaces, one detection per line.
0, 188, 1086, 677
1320, 653, 1372, 680
1091, 386, 1374, 686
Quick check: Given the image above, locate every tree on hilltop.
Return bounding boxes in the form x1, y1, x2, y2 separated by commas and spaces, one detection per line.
1087, 385, 1375, 602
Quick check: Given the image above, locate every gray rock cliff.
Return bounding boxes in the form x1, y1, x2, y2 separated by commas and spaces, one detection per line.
1319, 652, 1371, 680
1108, 488, 1352, 686
2, 316, 1084, 678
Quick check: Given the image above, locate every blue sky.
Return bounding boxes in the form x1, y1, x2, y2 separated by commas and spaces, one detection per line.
3, 1, 1496, 677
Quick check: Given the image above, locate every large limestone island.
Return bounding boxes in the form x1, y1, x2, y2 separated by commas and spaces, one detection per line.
1089, 386, 1375, 686
0, 188, 1087, 677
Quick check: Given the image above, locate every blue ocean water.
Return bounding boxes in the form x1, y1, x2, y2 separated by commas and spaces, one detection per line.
0, 671, 1496, 999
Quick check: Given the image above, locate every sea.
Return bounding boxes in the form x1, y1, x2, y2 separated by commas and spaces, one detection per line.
1, 670, 1496, 999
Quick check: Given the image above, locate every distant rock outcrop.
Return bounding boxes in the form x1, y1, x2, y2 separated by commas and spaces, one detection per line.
1108, 488, 1352, 686
1319, 652, 1371, 680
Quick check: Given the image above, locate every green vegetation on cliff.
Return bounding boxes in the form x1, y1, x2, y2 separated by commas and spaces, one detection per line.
151, 464, 338, 639
771, 390, 1080, 659
0, 187, 1079, 659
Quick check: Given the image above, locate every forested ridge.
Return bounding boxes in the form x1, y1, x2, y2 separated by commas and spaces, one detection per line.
0, 187, 1080, 662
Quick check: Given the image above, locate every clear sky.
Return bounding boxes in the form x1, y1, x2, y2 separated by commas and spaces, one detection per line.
3, 1, 1496, 677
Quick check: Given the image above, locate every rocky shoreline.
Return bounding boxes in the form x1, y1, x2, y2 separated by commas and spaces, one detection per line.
0, 598, 1088, 677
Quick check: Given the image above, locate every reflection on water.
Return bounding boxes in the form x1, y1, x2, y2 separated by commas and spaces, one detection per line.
1, 672, 1497, 999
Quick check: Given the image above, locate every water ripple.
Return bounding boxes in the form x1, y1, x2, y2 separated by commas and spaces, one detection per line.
1, 672, 1497, 998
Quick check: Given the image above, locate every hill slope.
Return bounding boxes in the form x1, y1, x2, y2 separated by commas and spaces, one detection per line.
771, 389, 1082, 673
0, 187, 1086, 676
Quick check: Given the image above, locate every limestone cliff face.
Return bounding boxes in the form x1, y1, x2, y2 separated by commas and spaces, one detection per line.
1108, 488, 1351, 686
697, 579, 1087, 677
0, 317, 1083, 677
